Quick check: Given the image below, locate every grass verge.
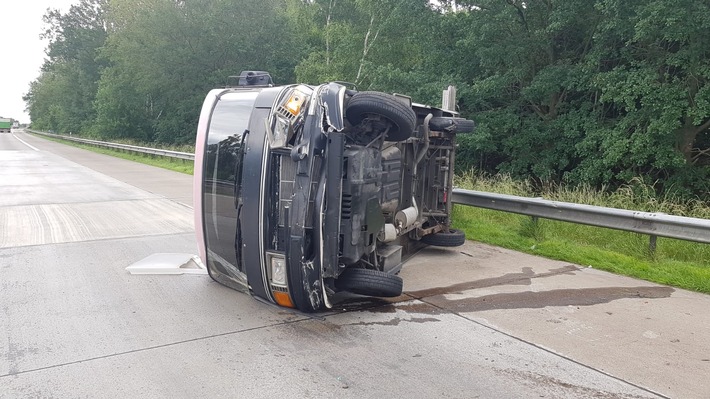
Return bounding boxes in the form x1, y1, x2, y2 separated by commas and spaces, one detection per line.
31, 133, 194, 175
454, 173, 710, 294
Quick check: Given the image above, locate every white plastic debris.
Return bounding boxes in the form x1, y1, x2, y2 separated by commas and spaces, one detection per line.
126, 253, 207, 275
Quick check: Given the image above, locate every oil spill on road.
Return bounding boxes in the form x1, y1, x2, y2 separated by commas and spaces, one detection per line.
495, 368, 657, 399
344, 316, 440, 327
330, 297, 399, 313
329, 266, 580, 314
405, 265, 579, 299
420, 286, 675, 313
3, 336, 40, 376
327, 266, 673, 316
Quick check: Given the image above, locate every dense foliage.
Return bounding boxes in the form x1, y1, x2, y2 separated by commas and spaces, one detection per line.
24, 0, 710, 198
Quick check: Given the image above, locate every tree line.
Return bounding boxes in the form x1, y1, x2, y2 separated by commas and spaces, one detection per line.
24, 0, 710, 198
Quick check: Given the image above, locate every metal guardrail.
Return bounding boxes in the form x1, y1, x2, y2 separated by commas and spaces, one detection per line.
28, 130, 195, 161
29, 129, 709, 247
452, 189, 710, 247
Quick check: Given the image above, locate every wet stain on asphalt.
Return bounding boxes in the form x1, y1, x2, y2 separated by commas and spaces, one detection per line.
418, 286, 675, 313
3, 325, 39, 376
386, 301, 436, 314
333, 297, 398, 313
405, 265, 579, 299
330, 266, 674, 316
497, 368, 655, 399
345, 316, 440, 327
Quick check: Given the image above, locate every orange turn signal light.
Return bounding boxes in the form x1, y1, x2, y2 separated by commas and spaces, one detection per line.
272, 291, 295, 308
284, 91, 307, 116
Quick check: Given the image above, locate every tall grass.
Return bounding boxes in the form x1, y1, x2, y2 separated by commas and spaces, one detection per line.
453, 171, 710, 293
455, 171, 710, 218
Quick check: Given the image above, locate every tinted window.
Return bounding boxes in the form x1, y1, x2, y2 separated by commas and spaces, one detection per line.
203, 91, 259, 287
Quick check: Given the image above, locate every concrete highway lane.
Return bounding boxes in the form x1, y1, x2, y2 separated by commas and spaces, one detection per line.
1, 130, 708, 398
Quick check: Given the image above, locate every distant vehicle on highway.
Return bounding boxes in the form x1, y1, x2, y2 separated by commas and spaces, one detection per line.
194, 71, 474, 312
0, 118, 12, 133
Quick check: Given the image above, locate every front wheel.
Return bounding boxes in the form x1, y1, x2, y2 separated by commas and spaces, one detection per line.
345, 92, 416, 142
335, 268, 403, 297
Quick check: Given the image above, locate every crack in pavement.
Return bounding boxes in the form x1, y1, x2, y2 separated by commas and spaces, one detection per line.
0, 317, 309, 379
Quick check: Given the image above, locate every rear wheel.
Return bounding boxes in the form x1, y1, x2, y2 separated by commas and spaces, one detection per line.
335, 268, 403, 297
421, 228, 466, 247
345, 92, 416, 141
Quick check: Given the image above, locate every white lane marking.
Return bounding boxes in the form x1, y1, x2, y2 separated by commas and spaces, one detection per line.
12, 133, 40, 151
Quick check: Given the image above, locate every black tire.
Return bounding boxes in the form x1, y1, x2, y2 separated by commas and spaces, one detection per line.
335, 268, 403, 297
421, 228, 466, 247
345, 91, 416, 141
429, 117, 475, 134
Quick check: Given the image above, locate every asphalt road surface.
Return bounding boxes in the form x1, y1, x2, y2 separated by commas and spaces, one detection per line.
1, 130, 708, 398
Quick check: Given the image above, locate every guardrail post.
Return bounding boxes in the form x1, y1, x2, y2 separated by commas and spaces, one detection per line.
649, 235, 657, 254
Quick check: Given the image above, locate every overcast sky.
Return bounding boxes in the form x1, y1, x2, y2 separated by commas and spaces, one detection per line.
1, 1, 78, 123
